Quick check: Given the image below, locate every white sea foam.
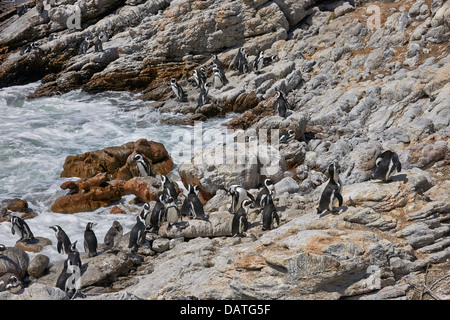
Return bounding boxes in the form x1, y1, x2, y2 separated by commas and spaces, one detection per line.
0, 82, 235, 264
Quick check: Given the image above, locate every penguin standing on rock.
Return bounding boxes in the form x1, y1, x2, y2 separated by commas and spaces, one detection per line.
150, 195, 166, 232
317, 163, 343, 215
261, 190, 279, 231
103, 220, 123, 250
231, 199, 252, 237
372, 150, 402, 182
212, 64, 228, 88
170, 78, 187, 102
197, 82, 210, 108
181, 184, 208, 221
134, 153, 153, 177
274, 89, 290, 118
128, 210, 147, 253
165, 196, 180, 229
11, 216, 34, 242
84, 222, 97, 257
255, 178, 275, 208
56, 241, 82, 297
161, 175, 178, 202
227, 184, 255, 213
50, 225, 72, 254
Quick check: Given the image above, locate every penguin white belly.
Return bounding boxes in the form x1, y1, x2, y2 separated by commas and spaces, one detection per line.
13, 225, 22, 237
166, 207, 178, 224
386, 160, 395, 181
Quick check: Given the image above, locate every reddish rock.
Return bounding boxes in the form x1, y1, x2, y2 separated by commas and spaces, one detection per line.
1, 198, 29, 213
110, 205, 125, 214
60, 139, 173, 180
51, 184, 122, 214
225, 111, 260, 130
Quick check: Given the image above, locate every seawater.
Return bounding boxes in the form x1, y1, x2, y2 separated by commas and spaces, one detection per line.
0, 82, 236, 264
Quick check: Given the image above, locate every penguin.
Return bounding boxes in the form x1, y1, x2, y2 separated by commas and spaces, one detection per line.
78, 36, 91, 55
19, 42, 38, 56
317, 162, 343, 215
83, 222, 97, 258
50, 225, 72, 254
16, 5, 27, 17
0, 274, 21, 292
128, 210, 147, 253
134, 153, 153, 177
212, 65, 228, 88
0, 244, 5, 256
10, 216, 34, 242
372, 150, 402, 182
261, 190, 279, 231
93, 30, 108, 53
140, 202, 152, 228
161, 175, 178, 202
231, 199, 252, 237
98, 30, 109, 43
211, 54, 224, 71
279, 129, 295, 144
103, 220, 123, 250
150, 194, 166, 232
274, 89, 289, 118
197, 81, 210, 108
180, 184, 208, 221
253, 51, 265, 73
227, 184, 255, 213
232, 47, 244, 72
165, 196, 180, 229
255, 178, 275, 208
170, 78, 187, 102
193, 68, 206, 87
56, 241, 82, 296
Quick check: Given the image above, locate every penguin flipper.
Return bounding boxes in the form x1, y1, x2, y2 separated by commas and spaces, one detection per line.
57, 241, 62, 254
392, 153, 401, 172
335, 190, 343, 207
274, 210, 280, 227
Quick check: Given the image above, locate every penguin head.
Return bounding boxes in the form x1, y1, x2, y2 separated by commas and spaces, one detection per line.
264, 178, 274, 189
69, 241, 78, 253
49, 225, 60, 233
193, 185, 200, 197
112, 220, 123, 231
158, 194, 166, 204
134, 153, 143, 162
0, 244, 6, 253
86, 222, 94, 231
241, 199, 253, 212
11, 216, 18, 225
160, 175, 167, 184
143, 203, 151, 212
5, 275, 21, 289
170, 78, 176, 84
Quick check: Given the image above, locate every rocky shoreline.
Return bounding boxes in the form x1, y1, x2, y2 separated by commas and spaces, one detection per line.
0, 0, 449, 300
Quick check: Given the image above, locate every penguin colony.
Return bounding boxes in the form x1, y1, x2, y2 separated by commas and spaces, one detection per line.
4, 16, 404, 296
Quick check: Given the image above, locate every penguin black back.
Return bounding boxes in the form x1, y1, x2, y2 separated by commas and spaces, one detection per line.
50, 225, 72, 254
373, 150, 402, 182
261, 191, 279, 231
84, 222, 97, 257
317, 163, 343, 215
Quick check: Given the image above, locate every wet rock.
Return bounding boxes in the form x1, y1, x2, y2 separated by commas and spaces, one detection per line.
0, 247, 29, 279
60, 139, 173, 180
27, 254, 50, 278
14, 237, 52, 253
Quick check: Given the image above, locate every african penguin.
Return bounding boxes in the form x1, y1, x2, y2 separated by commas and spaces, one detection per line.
0, 244, 5, 256
170, 78, 187, 102
211, 54, 224, 71
279, 129, 295, 144
56, 241, 82, 296
0, 274, 21, 293
227, 184, 255, 213
78, 36, 91, 55
161, 175, 178, 202
212, 65, 228, 88
103, 220, 123, 250
84, 222, 97, 257
231, 199, 252, 237
128, 210, 147, 253
197, 82, 210, 108
10, 216, 34, 242
232, 47, 244, 72
255, 178, 275, 208
274, 89, 289, 118
50, 225, 72, 254
150, 194, 166, 232
253, 51, 265, 73
261, 190, 279, 231
19, 42, 38, 56
140, 202, 152, 229
134, 153, 153, 177
372, 150, 402, 182
181, 184, 208, 221
165, 196, 180, 229
317, 163, 343, 215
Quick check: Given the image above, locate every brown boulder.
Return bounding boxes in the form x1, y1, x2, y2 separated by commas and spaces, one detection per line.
14, 237, 52, 254
60, 139, 173, 180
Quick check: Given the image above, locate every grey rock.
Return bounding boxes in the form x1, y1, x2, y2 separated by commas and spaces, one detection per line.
274, 177, 299, 194
27, 254, 50, 279
0, 247, 29, 279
